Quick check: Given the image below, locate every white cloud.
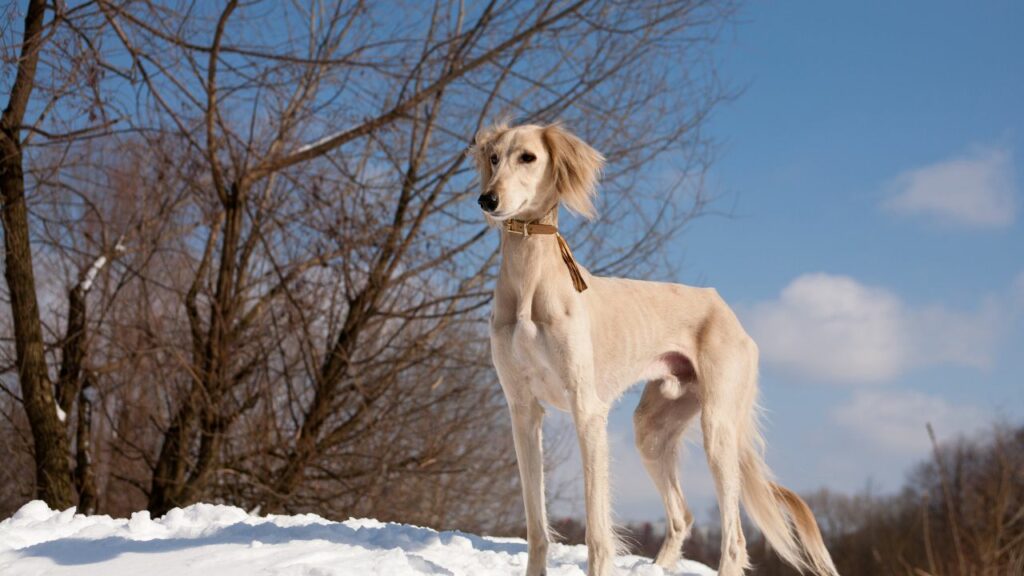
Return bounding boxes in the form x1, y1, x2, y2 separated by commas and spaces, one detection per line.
833, 390, 990, 455
882, 146, 1017, 228
745, 273, 998, 384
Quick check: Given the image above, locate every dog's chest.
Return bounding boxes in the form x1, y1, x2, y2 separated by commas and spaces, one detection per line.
510, 317, 545, 366
499, 317, 573, 411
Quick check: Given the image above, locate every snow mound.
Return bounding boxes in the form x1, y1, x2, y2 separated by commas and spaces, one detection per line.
0, 501, 715, 576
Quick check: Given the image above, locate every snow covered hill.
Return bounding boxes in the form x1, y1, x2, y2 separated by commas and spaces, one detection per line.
0, 501, 715, 576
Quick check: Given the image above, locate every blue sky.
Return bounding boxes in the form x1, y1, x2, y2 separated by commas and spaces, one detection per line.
552, 1, 1024, 523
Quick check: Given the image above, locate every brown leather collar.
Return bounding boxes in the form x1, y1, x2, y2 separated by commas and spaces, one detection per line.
504, 219, 557, 237
503, 219, 588, 293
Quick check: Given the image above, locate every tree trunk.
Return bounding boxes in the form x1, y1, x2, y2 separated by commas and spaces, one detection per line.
0, 0, 75, 510
75, 375, 98, 514
149, 183, 245, 515
0, 140, 75, 509
148, 394, 199, 515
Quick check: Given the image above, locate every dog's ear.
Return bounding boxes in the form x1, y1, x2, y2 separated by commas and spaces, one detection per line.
467, 123, 508, 190
543, 123, 604, 220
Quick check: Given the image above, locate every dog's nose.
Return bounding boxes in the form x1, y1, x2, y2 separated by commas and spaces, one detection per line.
478, 191, 499, 212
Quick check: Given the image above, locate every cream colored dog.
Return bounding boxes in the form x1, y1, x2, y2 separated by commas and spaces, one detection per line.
471, 123, 839, 576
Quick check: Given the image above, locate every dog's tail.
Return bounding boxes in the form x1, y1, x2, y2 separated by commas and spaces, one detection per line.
740, 406, 839, 575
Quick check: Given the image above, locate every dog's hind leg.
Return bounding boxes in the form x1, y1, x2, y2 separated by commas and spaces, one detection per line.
633, 381, 701, 568
699, 335, 758, 576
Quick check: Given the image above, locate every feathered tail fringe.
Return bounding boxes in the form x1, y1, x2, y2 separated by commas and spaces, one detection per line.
740, 426, 840, 576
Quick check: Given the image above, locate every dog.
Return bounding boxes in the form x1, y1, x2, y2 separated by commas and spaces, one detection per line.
470, 122, 839, 576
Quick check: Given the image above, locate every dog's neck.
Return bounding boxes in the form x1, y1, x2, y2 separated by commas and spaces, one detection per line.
495, 207, 574, 317
520, 205, 559, 227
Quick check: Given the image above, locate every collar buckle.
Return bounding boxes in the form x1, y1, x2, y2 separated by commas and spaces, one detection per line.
507, 220, 530, 237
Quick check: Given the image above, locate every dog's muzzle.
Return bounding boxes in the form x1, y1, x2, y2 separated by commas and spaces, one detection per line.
478, 192, 498, 212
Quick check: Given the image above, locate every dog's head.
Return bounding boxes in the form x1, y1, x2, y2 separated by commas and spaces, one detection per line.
468, 123, 604, 222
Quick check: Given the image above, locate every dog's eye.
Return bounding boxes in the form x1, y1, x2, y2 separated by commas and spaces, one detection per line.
489, 154, 498, 165
520, 152, 536, 164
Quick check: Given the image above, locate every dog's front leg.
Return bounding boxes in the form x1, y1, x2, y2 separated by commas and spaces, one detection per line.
569, 376, 615, 576
507, 396, 550, 576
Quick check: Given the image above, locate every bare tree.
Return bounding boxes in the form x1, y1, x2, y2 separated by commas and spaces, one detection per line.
1, 0, 733, 531
1, 0, 181, 513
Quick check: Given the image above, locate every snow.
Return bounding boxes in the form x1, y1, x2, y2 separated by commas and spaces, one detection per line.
79, 255, 107, 292
0, 501, 716, 576
54, 404, 66, 423
294, 130, 346, 155
79, 241, 125, 292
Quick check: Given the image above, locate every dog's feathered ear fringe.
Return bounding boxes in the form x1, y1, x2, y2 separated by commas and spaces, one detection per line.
542, 123, 604, 220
